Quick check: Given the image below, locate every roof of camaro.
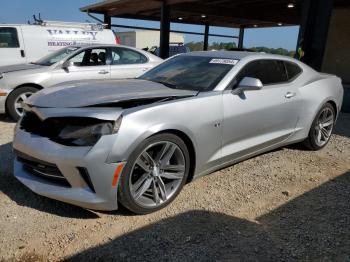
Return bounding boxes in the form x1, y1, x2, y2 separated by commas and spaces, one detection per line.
183, 51, 253, 59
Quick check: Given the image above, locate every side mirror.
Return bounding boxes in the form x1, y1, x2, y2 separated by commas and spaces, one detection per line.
62, 60, 73, 70
232, 77, 263, 95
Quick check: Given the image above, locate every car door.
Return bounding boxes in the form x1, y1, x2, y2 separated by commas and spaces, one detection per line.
0, 26, 26, 66
50, 47, 110, 86
110, 47, 152, 79
221, 59, 301, 163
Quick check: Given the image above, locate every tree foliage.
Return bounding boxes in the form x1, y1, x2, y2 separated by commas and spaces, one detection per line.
185, 41, 295, 57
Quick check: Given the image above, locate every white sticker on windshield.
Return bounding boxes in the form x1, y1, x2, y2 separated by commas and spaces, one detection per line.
209, 59, 239, 65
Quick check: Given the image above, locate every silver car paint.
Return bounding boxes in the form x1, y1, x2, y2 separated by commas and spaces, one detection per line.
0, 44, 162, 113
27, 79, 198, 108
12, 51, 344, 211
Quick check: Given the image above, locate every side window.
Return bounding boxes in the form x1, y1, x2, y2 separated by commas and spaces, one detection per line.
285, 61, 302, 81
236, 60, 288, 86
68, 48, 107, 66
0, 27, 19, 48
111, 47, 148, 65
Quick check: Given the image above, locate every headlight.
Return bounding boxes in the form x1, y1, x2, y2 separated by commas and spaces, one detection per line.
57, 115, 123, 146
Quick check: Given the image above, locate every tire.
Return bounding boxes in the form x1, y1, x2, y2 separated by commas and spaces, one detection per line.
303, 102, 335, 151
118, 133, 190, 214
6, 86, 38, 121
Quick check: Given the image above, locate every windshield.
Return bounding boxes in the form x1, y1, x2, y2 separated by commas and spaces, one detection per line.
33, 46, 80, 66
139, 55, 237, 91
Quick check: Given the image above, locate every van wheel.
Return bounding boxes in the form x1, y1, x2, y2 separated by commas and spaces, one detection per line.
6, 86, 38, 121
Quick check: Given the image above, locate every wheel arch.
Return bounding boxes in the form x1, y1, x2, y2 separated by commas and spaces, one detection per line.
5, 83, 43, 114
327, 100, 338, 119
12, 83, 44, 92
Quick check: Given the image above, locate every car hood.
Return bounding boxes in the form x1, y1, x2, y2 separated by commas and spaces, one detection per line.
27, 79, 198, 108
0, 63, 44, 73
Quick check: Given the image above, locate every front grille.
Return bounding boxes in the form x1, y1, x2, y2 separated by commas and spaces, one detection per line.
16, 151, 71, 187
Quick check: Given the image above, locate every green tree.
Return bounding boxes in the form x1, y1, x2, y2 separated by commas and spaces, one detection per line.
185, 41, 295, 57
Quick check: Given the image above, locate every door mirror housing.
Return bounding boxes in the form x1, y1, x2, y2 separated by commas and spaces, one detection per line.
62, 60, 73, 70
232, 77, 263, 95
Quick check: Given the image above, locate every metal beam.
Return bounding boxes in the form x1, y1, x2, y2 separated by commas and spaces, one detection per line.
159, 2, 170, 59
297, 0, 333, 70
111, 24, 238, 38
104, 14, 111, 29
203, 24, 209, 50
238, 26, 245, 49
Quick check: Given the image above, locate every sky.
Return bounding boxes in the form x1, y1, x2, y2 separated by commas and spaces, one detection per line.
0, 0, 300, 51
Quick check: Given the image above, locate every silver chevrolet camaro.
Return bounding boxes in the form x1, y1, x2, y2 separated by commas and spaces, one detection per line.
13, 51, 344, 214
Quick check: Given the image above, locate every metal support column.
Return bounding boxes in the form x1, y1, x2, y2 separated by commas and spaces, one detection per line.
238, 27, 245, 49
203, 24, 209, 51
159, 2, 170, 59
104, 14, 111, 29
296, 0, 333, 70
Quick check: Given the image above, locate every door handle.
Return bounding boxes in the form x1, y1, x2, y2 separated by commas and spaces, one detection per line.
98, 70, 109, 74
142, 68, 148, 72
285, 92, 296, 99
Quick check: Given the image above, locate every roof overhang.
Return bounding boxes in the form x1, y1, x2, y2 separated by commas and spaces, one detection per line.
80, 0, 304, 28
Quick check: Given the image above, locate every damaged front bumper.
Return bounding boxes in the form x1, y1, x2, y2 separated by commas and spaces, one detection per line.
12, 107, 127, 211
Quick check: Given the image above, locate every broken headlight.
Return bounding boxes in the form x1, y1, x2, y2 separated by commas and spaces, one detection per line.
57, 115, 123, 146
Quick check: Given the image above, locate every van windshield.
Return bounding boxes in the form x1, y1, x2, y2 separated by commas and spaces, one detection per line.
33, 46, 80, 66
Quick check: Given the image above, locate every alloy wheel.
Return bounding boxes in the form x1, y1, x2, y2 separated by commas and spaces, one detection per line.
129, 141, 186, 208
314, 107, 334, 147
14, 92, 33, 116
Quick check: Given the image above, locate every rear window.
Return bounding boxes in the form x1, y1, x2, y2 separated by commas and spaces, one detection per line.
285, 61, 302, 81
111, 47, 148, 65
0, 27, 19, 48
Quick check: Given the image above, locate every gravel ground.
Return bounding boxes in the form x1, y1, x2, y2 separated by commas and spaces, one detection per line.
0, 113, 349, 262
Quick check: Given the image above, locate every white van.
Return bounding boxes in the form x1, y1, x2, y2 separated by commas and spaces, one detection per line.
0, 21, 116, 66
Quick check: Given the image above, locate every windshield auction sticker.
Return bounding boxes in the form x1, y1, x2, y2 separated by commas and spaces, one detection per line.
209, 59, 239, 65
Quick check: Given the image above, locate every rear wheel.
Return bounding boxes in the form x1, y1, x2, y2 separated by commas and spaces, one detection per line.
303, 103, 335, 150
6, 86, 38, 121
118, 133, 190, 214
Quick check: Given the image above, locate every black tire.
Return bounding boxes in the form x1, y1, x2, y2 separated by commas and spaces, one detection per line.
118, 133, 190, 214
6, 86, 38, 121
303, 102, 335, 151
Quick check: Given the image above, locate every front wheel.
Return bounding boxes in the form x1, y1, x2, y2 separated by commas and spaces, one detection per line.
6, 86, 38, 121
118, 133, 190, 214
303, 102, 335, 150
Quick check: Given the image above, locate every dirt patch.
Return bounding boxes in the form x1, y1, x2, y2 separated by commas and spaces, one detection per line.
0, 113, 349, 261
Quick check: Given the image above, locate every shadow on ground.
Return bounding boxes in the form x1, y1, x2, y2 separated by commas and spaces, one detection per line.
334, 113, 350, 138
0, 142, 99, 219
0, 113, 15, 123
66, 171, 350, 261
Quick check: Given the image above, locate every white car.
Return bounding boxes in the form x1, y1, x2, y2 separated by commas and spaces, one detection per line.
0, 44, 163, 120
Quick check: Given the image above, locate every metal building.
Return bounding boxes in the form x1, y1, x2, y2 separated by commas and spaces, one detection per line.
116, 30, 184, 49
81, 0, 350, 112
